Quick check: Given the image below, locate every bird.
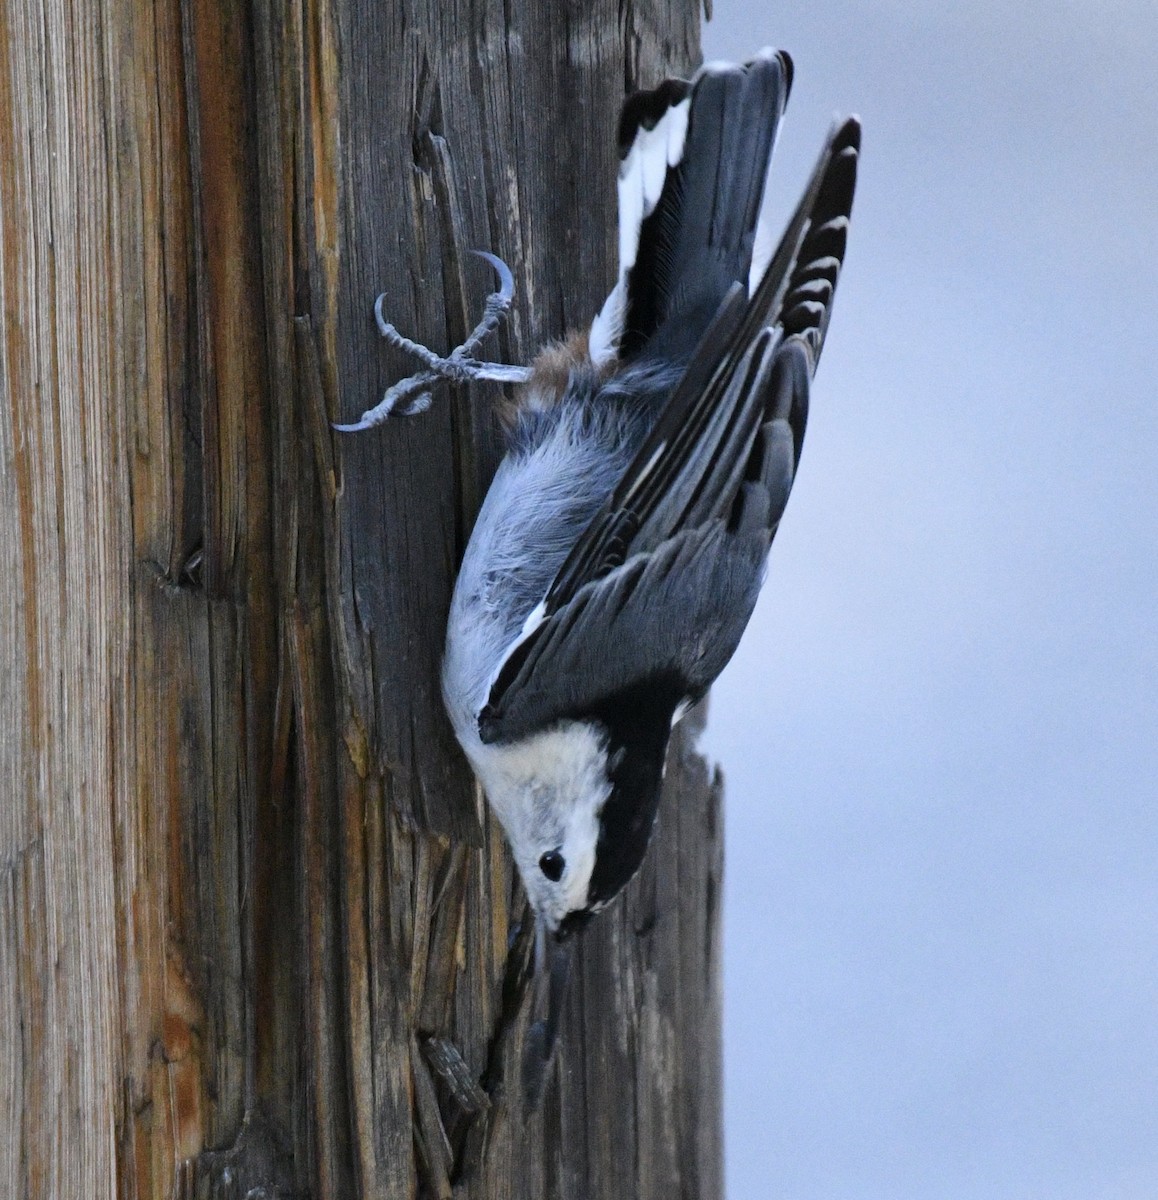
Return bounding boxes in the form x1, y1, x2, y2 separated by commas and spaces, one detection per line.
338, 48, 859, 1079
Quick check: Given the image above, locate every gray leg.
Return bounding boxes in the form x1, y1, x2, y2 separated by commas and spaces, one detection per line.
334, 251, 533, 431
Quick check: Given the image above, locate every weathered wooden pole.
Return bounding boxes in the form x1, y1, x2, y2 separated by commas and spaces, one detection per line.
0, 1, 723, 1196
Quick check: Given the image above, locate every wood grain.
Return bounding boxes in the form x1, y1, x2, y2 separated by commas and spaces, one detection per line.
0, 0, 726, 1196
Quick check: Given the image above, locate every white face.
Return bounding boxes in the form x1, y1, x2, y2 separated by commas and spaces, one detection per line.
466, 721, 612, 930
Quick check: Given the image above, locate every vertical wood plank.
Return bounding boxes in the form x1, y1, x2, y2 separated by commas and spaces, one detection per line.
0, 0, 130, 1194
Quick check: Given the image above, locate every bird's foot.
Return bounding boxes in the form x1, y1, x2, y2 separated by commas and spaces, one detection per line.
333, 250, 533, 431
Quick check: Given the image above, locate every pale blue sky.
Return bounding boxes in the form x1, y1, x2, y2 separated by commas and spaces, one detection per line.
701, 5, 1158, 1198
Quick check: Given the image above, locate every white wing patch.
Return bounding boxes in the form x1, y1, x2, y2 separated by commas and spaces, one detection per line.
589, 278, 624, 368
589, 96, 690, 368
618, 97, 690, 271
480, 594, 547, 707
520, 598, 547, 638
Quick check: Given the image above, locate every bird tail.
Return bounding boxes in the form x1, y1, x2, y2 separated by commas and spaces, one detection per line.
589, 49, 793, 368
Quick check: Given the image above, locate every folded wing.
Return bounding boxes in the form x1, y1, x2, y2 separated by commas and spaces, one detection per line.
481, 116, 861, 745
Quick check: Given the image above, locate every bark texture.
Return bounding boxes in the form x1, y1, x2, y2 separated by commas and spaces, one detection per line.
0, 1, 724, 1197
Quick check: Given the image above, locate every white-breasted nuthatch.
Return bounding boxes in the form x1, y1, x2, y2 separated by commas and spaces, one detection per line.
339, 49, 859, 1078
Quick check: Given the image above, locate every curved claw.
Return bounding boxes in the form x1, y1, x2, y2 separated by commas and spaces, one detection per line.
468, 249, 515, 305
396, 391, 433, 417
373, 291, 392, 338
331, 383, 433, 432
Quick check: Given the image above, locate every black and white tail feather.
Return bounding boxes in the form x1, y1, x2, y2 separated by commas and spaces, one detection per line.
346, 49, 859, 1102
591, 47, 792, 367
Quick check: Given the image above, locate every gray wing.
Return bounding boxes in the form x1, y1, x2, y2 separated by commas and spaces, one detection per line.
480, 118, 860, 745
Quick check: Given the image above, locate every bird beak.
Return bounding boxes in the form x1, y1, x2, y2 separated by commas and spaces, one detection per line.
534, 910, 548, 977
523, 915, 576, 1107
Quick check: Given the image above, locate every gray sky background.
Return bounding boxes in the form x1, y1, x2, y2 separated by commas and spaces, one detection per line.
699, 4, 1158, 1198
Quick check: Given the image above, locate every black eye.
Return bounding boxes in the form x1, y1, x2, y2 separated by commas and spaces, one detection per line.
539, 849, 565, 882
